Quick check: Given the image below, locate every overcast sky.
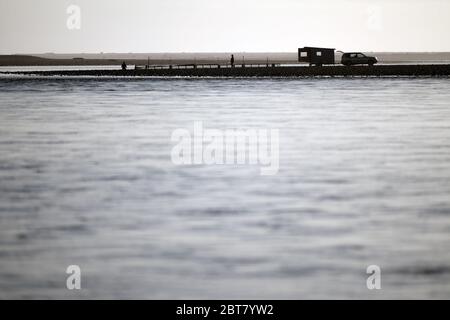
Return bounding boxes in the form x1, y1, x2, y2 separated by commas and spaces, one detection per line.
0, 0, 449, 54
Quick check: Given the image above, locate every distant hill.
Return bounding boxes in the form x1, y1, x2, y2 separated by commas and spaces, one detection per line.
0, 55, 130, 66
0, 55, 51, 65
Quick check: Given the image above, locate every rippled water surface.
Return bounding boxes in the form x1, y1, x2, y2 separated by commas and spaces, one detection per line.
1, 76, 450, 299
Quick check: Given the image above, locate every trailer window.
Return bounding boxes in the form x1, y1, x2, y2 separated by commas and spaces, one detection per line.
316, 51, 322, 57
300, 52, 308, 57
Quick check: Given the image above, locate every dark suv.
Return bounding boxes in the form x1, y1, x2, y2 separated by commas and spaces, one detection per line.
341, 52, 378, 66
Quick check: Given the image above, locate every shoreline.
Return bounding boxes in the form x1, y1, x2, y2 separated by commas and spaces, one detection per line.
4, 64, 450, 78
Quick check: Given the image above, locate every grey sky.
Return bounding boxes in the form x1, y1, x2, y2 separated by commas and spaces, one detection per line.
0, 0, 449, 54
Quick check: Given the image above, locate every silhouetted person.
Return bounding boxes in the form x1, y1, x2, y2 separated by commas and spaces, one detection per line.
230, 54, 235, 68
121, 61, 127, 70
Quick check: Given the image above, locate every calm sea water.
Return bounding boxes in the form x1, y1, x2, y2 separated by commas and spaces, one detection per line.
1, 75, 450, 299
